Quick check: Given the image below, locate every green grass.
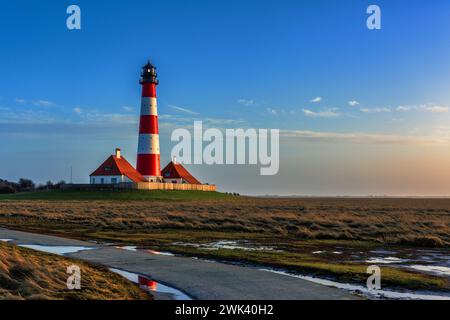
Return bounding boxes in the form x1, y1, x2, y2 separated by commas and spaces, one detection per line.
0, 189, 235, 201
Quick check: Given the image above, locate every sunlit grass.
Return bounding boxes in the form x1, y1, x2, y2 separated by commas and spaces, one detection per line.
0, 197, 449, 292
0, 242, 149, 300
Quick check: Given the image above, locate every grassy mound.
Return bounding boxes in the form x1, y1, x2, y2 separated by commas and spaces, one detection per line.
0, 242, 149, 300
0, 189, 235, 201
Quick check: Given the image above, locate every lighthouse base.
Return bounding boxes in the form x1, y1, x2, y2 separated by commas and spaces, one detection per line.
143, 176, 163, 183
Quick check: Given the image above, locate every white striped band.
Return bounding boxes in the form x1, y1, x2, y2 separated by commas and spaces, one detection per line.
140, 97, 158, 116
137, 133, 160, 154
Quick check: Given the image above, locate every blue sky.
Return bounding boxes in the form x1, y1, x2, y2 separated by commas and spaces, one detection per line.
1, 0, 450, 195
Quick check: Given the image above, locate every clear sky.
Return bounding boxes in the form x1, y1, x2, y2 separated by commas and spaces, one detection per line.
1, 0, 450, 195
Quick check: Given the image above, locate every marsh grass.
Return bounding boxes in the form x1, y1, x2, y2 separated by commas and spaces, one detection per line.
0, 197, 448, 246
0, 242, 149, 300
0, 196, 449, 292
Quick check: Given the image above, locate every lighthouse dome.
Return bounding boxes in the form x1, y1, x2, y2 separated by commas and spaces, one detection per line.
140, 60, 158, 84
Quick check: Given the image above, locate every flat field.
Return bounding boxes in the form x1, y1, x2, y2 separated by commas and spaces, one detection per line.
0, 191, 449, 292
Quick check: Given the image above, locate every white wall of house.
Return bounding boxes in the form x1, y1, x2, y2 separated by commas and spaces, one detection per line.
90, 175, 133, 184
163, 178, 183, 184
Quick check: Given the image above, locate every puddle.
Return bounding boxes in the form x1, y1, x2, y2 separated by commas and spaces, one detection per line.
192, 257, 216, 263
18, 244, 96, 255
260, 269, 450, 300
370, 250, 397, 255
312, 251, 324, 254
341, 246, 450, 278
409, 265, 450, 277
147, 250, 174, 256
116, 246, 175, 256
173, 240, 282, 252
365, 257, 408, 264
110, 268, 192, 300
118, 246, 137, 251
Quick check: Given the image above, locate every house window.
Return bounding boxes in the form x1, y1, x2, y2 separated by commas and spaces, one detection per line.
172, 180, 177, 184
111, 178, 117, 184
100, 178, 104, 184
92, 178, 95, 184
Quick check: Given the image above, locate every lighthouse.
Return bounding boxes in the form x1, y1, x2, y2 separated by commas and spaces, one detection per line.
136, 61, 162, 182
88, 60, 216, 191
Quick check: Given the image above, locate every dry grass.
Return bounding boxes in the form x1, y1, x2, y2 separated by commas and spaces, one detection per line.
0, 197, 449, 247
0, 242, 149, 300
0, 197, 449, 292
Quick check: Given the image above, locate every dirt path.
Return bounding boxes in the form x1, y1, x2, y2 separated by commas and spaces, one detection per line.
0, 227, 358, 300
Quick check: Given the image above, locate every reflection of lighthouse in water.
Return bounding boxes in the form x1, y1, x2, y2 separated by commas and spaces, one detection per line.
138, 275, 158, 291
136, 61, 162, 182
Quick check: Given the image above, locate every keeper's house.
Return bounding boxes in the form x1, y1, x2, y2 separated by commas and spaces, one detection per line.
161, 159, 201, 185
89, 148, 214, 191
89, 148, 146, 184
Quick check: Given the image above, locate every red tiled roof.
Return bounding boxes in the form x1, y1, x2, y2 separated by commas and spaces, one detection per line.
90, 155, 146, 183
161, 162, 201, 184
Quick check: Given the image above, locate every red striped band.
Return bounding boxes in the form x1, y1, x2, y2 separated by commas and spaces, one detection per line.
136, 154, 161, 176
138, 115, 159, 134
142, 83, 157, 98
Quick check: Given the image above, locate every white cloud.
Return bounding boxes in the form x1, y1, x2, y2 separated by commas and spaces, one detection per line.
424, 105, 448, 113
310, 97, 323, 103
79, 111, 136, 124
0, 108, 57, 125
159, 114, 245, 127
395, 104, 449, 113
266, 108, 278, 115
281, 130, 450, 145
302, 108, 339, 118
73, 107, 82, 114
348, 100, 359, 107
203, 117, 246, 125
237, 99, 255, 106
169, 105, 199, 115
396, 106, 412, 112
122, 106, 134, 112
360, 107, 391, 113
15, 98, 26, 104
33, 100, 56, 107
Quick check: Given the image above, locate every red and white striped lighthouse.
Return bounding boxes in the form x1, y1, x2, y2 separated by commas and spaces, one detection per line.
136, 61, 161, 182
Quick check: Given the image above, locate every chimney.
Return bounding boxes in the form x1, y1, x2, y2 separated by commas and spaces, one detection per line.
115, 148, 121, 159
173, 156, 177, 164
